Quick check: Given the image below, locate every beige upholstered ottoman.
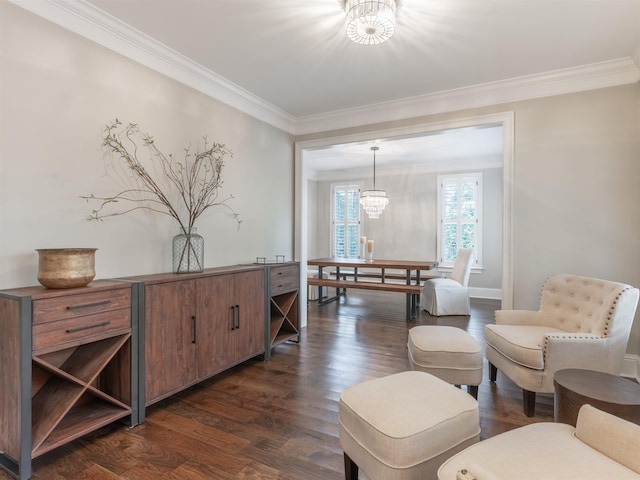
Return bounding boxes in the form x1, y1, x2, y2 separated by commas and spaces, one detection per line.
408, 326, 483, 399
339, 371, 480, 480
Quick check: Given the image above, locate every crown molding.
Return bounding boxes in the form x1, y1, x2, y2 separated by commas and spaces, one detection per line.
295, 57, 640, 135
10, 0, 639, 137
8, 0, 297, 134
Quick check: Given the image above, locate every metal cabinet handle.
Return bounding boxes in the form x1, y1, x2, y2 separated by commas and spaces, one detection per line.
67, 300, 111, 310
192, 316, 196, 343
230, 306, 236, 330
66, 321, 110, 333
235, 304, 240, 329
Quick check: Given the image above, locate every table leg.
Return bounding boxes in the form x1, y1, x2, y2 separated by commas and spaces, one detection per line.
414, 269, 421, 314
406, 294, 413, 321
318, 290, 345, 306
405, 269, 412, 321
318, 266, 324, 300
317, 264, 346, 306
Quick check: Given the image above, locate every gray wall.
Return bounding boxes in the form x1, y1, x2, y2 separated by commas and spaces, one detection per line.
309, 167, 503, 291
0, 3, 294, 288
298, 83, 640, 357
2, 2, 638, 359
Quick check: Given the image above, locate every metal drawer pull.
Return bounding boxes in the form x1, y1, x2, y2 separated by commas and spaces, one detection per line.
66, 321, 110, 333
66, 300, 111, 310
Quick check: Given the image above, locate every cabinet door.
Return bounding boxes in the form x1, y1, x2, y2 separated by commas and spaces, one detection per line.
232, 270, 265, 361
195, 274, 233, 379
144, 280, 196, 404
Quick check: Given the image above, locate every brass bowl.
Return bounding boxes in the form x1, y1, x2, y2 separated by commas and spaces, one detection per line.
36, 248, 97, 289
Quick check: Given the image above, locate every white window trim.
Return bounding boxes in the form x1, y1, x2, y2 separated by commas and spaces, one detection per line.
330, 182, 363, 258
436, 172, 483, 270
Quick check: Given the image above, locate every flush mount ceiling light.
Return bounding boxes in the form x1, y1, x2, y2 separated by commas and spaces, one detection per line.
341, 0, 399, 45
360, 146, 389, 219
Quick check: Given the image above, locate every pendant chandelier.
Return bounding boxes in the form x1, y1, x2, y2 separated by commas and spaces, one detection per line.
360, 146, 389, 219
343, 0, 398, 46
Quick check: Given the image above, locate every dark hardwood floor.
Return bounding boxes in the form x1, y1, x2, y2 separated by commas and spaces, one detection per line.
5, 290, 553, 480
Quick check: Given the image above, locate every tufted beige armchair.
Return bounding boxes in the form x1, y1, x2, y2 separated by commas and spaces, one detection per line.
485, 274, 639, 417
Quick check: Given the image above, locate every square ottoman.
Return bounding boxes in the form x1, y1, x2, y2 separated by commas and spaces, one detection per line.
408, 326, 483, 399
339, 371, 480, 480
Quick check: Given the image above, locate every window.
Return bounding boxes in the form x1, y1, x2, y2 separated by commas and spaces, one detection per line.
437, 173, 482, 268
331, 183, 361, 258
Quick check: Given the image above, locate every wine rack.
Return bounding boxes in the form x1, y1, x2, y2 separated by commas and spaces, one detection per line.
31, 334, 131, 456
0, 281, 137, 480
265, 263, 300, 360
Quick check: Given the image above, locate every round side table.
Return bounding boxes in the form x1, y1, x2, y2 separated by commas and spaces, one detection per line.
553, 369, 640, 427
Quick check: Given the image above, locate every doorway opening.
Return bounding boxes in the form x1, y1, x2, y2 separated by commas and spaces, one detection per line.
295, 112, 514, 327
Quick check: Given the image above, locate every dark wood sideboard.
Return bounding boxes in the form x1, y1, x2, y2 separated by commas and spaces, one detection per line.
0, 261, 301, 479
0, 280, 138, 480
124, 265, 267, 421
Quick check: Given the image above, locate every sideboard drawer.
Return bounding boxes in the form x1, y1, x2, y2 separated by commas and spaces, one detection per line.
270, 264, 299, 296
32, 288, 131, 325
33, 308, 131, 354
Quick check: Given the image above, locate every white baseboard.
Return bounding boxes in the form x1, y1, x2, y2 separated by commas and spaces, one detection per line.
621, 354, 640, 382
469, 287, 501, 300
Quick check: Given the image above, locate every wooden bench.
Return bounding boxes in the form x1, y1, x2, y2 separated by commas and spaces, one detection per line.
307, 277, 422, 294
308, 258, 438, 322
307, 277, 423, 320
328, 271, 436, 282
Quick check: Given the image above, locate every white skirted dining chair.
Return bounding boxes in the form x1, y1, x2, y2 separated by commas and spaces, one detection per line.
421, 248, 474, 316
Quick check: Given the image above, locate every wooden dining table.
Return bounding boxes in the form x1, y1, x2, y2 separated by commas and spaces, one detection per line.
307, 257, 438, 321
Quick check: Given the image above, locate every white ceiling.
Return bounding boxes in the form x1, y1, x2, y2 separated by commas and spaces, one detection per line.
16, 0, 638, 172
84, 0, 639, 119
72, 0, 638, 173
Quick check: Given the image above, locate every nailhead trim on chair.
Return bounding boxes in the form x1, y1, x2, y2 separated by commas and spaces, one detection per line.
541, 285, 633, 362
543, 335, 605, 361
604, 288, 631, 333
491, 275, 638, 418
541, 276, 631, 334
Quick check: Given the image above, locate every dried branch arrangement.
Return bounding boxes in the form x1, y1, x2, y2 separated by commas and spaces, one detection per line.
82, 119, 241, 234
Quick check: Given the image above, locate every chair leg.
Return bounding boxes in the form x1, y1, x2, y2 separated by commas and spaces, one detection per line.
489, 362, 497, 382
344, 452, 358, 480
523, 389, 536, 417
468, 385, 478, 399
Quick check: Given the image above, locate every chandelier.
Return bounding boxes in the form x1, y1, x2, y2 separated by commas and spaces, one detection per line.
360, 146, 389, 219
342, 0, 398, 45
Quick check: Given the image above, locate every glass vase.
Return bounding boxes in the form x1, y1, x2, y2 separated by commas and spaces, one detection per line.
173, 227, 204, 273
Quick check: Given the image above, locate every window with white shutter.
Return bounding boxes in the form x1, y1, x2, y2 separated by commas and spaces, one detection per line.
437, 173, 482, 268
331, 183, 362, 258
